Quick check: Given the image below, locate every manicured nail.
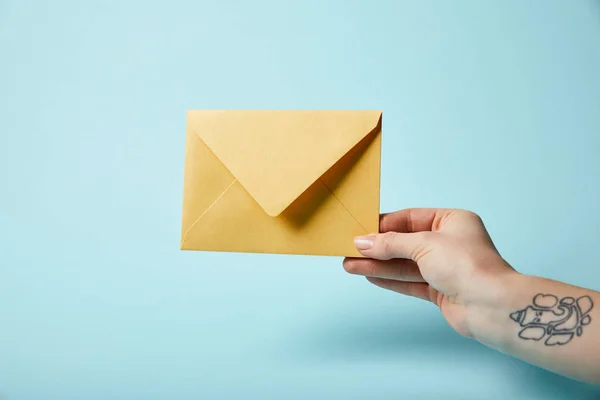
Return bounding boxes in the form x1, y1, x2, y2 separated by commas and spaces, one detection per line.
354, 236, 374, 250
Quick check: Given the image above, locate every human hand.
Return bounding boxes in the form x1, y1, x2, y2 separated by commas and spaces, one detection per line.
343, 208, 516, 338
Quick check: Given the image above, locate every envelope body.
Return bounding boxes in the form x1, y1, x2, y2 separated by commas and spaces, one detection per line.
180, 110, 382, 257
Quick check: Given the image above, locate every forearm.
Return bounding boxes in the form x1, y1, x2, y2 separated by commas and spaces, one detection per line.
467, 272, 600, 384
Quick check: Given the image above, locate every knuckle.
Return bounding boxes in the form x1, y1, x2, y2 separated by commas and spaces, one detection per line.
395, 262, 408, 277
380, 232, 398, 255
395, 261, 416, 280
368, 260, 377, 277
403, 282, 415, 297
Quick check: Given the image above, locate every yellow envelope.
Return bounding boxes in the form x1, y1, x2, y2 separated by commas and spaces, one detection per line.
180, 110, 382, 257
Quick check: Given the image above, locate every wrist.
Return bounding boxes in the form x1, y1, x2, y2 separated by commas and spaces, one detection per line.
463, 268, 529, 351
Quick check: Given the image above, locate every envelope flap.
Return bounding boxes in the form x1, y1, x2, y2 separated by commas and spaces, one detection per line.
189, 110, 382, 217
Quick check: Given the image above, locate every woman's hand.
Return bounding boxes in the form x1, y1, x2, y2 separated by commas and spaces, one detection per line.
343, 208, 515, 337
344, 208, 600, 384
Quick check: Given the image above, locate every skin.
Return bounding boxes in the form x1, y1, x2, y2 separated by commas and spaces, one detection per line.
343, 208, 600, 385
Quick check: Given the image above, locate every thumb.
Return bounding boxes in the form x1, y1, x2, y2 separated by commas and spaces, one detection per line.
354, 231, 437, 261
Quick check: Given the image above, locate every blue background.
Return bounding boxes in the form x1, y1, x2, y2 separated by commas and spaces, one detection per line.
1, 0, 600, 398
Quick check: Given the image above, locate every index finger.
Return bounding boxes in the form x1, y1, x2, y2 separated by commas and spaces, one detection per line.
379, 208, 456, 233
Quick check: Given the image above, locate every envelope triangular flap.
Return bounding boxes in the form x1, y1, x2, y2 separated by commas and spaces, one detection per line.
190, 110, 382, 217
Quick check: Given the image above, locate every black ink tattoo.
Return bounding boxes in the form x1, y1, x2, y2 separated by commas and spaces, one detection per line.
510, 293, 593, 346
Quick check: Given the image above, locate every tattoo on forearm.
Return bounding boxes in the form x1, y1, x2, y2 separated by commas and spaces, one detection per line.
510, 294, 593, 346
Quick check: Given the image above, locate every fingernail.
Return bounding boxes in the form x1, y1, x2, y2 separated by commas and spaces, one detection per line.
354, 236, 374, 250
